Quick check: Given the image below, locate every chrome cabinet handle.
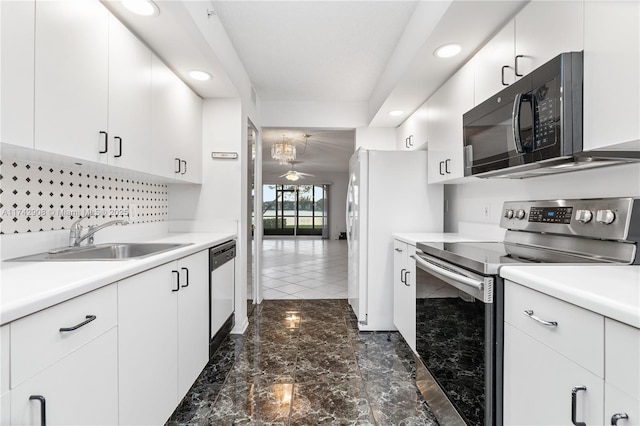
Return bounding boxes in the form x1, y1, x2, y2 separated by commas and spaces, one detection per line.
611, 413, 629, 426
445, 158, 451, 174
400, 268, 406, 284
59, 315, 96, 332
175, 158, 181, 174
611, 413, 629, 425
571, 386, 587, 426
29, 395, 46, 426
172, 270, 180, 292
523, 310, 558, 327
403, 270, 410, 286
395, 248, 403, 252
181, 159, 187, 175
439, 160, 445, 176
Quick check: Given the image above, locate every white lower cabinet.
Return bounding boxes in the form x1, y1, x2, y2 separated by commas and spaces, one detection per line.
177, 251, 210, 400
605, 318, 640, 425
393, 240, 416, 351
118, 250, 209, 425
504, 323, 604, 425
7, 285, 118, 426
10, 328, 118, 426
504, 280, 640, 426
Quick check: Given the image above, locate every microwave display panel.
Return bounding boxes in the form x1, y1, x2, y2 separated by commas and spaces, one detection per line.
533, 77, 560, 150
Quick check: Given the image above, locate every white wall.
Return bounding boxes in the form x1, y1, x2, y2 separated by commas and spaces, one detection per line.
355, 127, 397, 150
261, 101, 368, 128
328, 172, 349, 240
444, 162, 640, 233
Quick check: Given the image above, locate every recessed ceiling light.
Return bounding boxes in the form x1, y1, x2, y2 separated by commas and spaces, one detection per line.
389, 110, 404, 116
434, 43, 462, 58
189, 70, 212, 81
122, 0, 159, 17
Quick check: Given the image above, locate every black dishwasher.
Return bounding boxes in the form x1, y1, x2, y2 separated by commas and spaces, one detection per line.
209, 240, 236, 357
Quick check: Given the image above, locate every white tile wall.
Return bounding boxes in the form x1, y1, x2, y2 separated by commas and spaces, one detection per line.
0, 158, 168, 234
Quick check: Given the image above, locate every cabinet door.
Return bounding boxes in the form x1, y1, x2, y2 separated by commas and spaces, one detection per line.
0, 0, 35, 148
150, 56, 202, 182
427, 62, 474, 183
393, 240, 416, 351
10, 328, 118, 426
605, 318, 640, 425
34, 0, 109, 162
473, 21, 515, 105
504, 323, 604, 425
177, 251, 210, 400
514, 1, 583, 78
107, 14, 152, 172
177, 85, 203, 183
584, 1, 640, 151
118, 262, 178, 425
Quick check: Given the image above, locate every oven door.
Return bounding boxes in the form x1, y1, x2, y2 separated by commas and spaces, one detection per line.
414, 251, 500, 426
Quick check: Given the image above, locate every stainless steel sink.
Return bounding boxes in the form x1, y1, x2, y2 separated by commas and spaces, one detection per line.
6, 243, 192, 261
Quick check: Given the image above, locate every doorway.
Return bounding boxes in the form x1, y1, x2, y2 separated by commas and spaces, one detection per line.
262, 184, 328, 237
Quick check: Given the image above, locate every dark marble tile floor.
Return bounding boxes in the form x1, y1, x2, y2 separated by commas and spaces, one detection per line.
167, 299, 439, 426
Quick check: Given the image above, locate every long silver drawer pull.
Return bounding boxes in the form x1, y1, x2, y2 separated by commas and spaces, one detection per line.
523, 310, 558, 327
571, 386, 587, 426
59, 315, 96, 332
611, 413, 629, 425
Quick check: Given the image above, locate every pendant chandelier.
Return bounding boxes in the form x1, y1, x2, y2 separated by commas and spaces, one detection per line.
271, 136, 296, 165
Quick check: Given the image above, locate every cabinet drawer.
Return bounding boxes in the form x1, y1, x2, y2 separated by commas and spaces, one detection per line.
505, 281, 604, 377
10, 284, 117, 387
606, 318, 640, 400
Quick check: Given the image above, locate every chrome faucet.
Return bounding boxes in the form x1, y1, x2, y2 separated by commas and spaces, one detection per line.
69, 217, 128, 247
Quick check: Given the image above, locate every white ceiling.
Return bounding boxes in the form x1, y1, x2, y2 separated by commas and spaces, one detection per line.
211, 1, 418, 102
262, 128, 355, 184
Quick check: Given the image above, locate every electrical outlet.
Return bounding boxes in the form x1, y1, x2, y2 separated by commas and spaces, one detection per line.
482, 204, 491, 222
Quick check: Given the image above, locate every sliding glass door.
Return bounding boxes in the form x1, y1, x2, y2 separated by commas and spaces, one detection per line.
263, 184, 327, 236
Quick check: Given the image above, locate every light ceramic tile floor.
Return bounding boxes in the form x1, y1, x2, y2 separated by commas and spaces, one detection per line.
261, 237, 348, 300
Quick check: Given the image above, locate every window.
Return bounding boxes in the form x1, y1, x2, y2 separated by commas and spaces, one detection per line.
263, 185, 327, 236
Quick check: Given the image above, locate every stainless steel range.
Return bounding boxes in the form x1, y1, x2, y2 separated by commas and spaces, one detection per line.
414, 197, 639, 426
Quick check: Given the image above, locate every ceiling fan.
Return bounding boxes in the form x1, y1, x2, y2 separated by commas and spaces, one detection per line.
279, 161, 314, 181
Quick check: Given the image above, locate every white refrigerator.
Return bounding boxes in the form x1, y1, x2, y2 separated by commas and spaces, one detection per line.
346, 148, 443, 331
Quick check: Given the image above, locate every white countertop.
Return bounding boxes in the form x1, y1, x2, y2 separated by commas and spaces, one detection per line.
500, 265, 640, 329
392, 232, 488, 246
0, 232, 236, 325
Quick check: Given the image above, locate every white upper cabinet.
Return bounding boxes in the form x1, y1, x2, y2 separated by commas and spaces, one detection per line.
583, 0, 640, 151
150, 56, 203, 183
0, 1, 35, 148
427, 61, 474, 183
474, 1, 583, 106
473, 21, 515, 105
396, 102, 428, 151
513, 1, 583, 78
34, 0, 109, 162
107, 14, 152, 172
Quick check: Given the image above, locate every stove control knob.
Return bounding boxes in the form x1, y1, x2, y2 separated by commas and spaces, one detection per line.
504, 209, 514, 219
596, 209, 616, 225
575, 209, 593, 223
515, 209, 526, 220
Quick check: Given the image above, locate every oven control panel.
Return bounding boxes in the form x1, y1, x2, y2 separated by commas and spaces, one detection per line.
500, 197, 638, 240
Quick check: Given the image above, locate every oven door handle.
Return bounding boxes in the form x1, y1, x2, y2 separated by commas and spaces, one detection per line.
413, 254, 484, 291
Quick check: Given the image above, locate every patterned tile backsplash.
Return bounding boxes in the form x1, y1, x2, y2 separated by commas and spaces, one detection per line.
0, 158, 168, 234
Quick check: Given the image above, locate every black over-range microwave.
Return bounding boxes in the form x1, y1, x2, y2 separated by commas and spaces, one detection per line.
463, 51, 583, 178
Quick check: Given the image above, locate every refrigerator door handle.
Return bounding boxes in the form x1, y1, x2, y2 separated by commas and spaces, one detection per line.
346, 176, 354, 250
